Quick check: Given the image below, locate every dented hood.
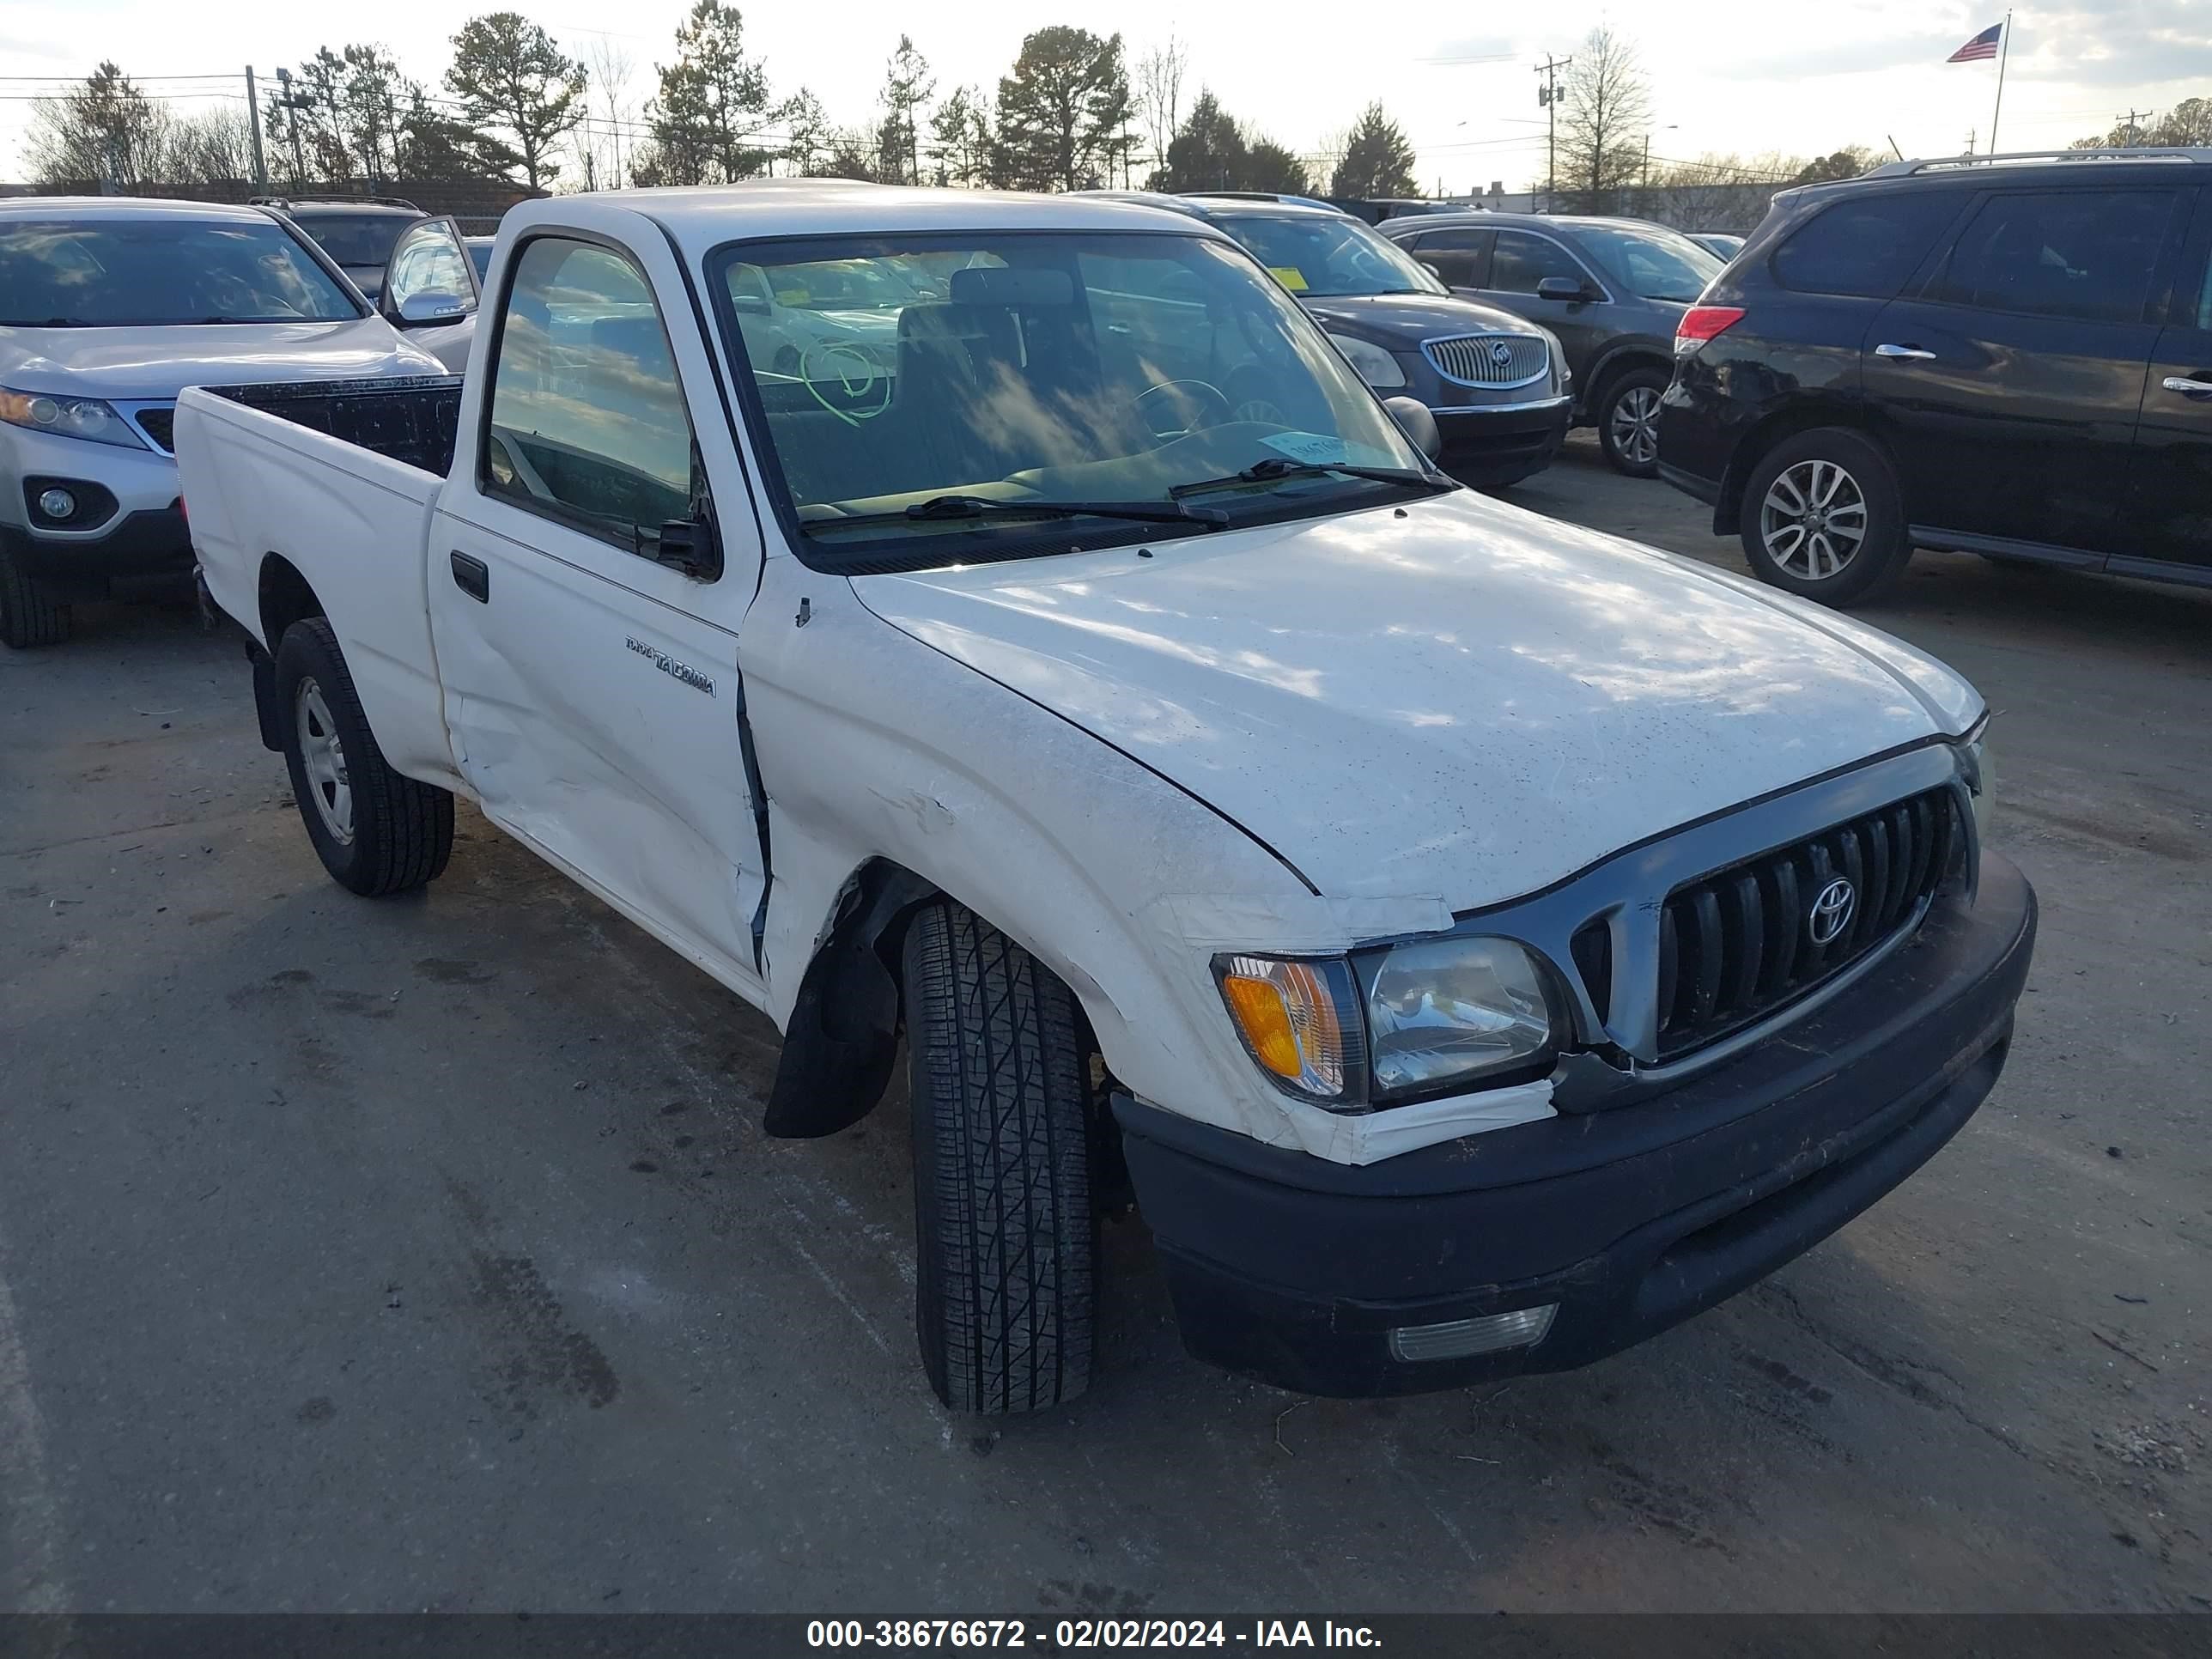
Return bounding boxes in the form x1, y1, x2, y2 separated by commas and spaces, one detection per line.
851, 490, 1982, 907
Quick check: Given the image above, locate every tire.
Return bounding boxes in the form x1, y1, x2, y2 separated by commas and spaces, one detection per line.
1596, 366, 1668, 477
903, 902, 1094, 1414
274, 618, 454, 896
0, 543, 70, 649
1738, 428, 1911, 607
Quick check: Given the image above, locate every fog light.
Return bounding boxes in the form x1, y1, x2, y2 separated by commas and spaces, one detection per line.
37, 488, 76, 521
1389, 1304, 1556, 1362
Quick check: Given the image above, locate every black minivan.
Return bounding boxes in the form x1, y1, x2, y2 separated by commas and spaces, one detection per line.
1658, 149, 2212, 605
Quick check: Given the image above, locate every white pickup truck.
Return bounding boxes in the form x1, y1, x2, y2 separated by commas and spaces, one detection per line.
176, 182, 2036, 1413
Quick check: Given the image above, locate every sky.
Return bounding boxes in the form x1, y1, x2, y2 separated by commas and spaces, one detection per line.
3, 0, 2209, 189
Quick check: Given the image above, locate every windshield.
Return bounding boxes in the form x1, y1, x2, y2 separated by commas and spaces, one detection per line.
466, 240, 493, 281
1209, 213, 1448, 299
0, 218, 361, 325
1573, 223, 1723, 303
712, 230, 1435, 563
288, 210, 416, 269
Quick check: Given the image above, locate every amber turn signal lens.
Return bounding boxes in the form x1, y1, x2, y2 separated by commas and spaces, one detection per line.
1221, 973, 1303, 1079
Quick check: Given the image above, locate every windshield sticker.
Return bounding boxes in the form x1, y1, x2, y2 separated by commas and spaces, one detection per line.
1259, 431, 1351, 465
1267, 265, 1309, 293
775, 289, 810, 305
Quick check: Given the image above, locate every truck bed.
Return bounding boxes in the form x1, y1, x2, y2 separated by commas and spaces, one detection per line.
199, 374, 464, 477
175, 378, 465, 792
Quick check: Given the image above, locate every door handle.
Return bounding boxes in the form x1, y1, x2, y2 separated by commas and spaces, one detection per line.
2163, 374, 2212, 397
450, 550, 489, 602
1875, 343, 1937, 361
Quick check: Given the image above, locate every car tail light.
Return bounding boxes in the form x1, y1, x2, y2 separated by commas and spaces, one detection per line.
1676, 306, 1745, 350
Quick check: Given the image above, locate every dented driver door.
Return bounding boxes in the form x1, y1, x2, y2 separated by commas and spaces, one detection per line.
428, 227, 769, 996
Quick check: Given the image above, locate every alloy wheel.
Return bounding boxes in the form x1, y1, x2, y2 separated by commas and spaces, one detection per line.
1608, 385, 1662, 467
1760, 459, 1868, 581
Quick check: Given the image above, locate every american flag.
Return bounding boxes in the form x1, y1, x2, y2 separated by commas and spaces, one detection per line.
1948, 23, 2003, 61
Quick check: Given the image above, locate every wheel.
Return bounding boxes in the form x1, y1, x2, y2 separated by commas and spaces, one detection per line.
274, 618, 454, 896
1596, 366, 1668, 477
902, 901, 1094, 1414
1738, 428, 1910, 606
0, 543, 70, 648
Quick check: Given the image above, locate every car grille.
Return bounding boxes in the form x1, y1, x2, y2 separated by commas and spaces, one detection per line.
1423, 333, 1549, 388
1644, 786, 1963, 1059
132, 406, 176, 453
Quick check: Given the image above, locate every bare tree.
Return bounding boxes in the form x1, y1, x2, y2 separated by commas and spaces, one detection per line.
1558, 27, 1650, 214
24, 64, 176, 190
1134, 37, 1186, 184
580, 37, 636, 189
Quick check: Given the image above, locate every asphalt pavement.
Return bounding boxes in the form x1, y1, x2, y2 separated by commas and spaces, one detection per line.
2, 435, 2206, 1613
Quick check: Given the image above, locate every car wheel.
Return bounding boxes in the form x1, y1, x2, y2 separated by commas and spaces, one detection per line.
275, 618, 455, 896
0, 543, 70, 648
903, 900, 1094, 1414
1738, 428, 1910, 606
1597, 367, 1668, 477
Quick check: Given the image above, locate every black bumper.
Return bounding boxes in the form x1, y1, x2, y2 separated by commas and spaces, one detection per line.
1435, 398, 1572, 486
5, 507, 193, 599
1116, 854, 2037, 1398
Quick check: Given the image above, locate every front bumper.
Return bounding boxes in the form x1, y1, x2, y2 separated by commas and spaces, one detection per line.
1116, 853, 2037, 1397
2, 426, 191, 597
1431, 394, 1572, 484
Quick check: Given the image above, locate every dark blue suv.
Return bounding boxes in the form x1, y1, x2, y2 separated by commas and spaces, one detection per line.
1659, 148, 2212, 605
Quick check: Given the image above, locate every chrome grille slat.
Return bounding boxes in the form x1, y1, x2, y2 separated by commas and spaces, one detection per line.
1650, 786, 1959, 1058
1422, 332, 1549, 389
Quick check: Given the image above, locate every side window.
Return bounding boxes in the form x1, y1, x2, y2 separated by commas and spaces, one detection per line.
386, 222, 473, 315
1490, 232, 1585, 295
1771, 192, 1964, 299
1928, 189, 2179, 324
1415, 227, 1493, 289
483, 237, 700, 553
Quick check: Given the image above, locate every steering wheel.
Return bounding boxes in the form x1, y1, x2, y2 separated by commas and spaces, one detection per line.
1132, 379, 1232, 445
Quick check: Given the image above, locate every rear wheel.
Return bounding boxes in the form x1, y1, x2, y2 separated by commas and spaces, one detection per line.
903, 901, 1094, 1414
1596, 366, 1668, 477
1738, 428, 1910, 606
0, 544, 70, 648
274, 618, 453, 896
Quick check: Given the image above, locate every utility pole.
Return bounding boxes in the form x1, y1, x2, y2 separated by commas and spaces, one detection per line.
246, 67, 269, 190
1533, 54, 1571, 213
1965, 128, 1977, 157
2116, 108, 2147, 146
274, 67, 307, 185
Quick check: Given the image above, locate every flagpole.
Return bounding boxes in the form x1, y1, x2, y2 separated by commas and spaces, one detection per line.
1990, 10, 2012, 155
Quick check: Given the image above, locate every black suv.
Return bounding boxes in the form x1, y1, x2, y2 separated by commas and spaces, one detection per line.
1658, 149, 2212, 605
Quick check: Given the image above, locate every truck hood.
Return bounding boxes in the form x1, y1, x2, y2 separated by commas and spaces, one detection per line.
1301, 290, 1533, 340
0, 318, 441, 399
852, 490, 1982, 907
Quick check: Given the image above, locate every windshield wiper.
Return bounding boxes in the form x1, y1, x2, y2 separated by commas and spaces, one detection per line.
805, 493, 1228, 534
1170, 456, 1451, 499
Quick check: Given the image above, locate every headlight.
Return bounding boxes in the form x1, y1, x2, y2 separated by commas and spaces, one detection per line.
0, 386, 149, 449
1326, 332, 1407, 390
1215, 936, 1562, 1109
1361, 936, 1559, 1096
1960, 716, 1995, 843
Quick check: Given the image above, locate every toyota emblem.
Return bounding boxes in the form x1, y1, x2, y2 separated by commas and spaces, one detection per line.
1489, 340, 1516, 368
1808, 877, 1856, 946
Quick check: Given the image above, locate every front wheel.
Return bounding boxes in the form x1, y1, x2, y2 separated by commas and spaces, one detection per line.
1738, 428, 1910, 606
1596, 367, 1668, 477
0, 544, 70, 649
903, 902, 1094, 1414
274, 618, 454, 896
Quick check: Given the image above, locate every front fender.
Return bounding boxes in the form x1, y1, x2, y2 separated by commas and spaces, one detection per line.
738, 558, 1455, 1158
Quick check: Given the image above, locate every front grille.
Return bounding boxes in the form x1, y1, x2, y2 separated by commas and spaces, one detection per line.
1423, 332, 1549, 388
1653, 787, 1961, 1058
132, 406, 176, 453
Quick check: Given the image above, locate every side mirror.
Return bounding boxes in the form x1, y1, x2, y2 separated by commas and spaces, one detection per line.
1535, 276, 1589, 303
397, 289, 470, 325
1382, 396, 1443, 464
729, 293, 771, 316
1419, 258, 1445, 279
649, 516, 722, 581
